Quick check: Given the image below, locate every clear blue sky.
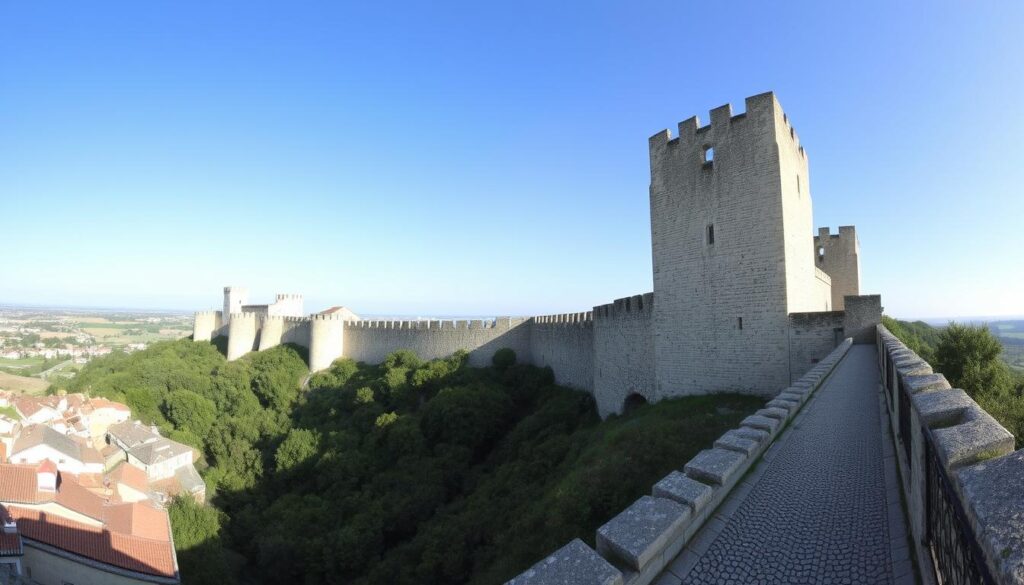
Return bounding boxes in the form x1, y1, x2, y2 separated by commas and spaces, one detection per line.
2, 1, 1021, 320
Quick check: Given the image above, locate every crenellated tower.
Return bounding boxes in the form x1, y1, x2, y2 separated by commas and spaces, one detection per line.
814, 226, 860, 310
223, 287, 248, 325
648, 92, 826, 398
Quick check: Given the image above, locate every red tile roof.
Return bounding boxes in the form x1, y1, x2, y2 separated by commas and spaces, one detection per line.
104, 502, 169, 542
109, 463, 149, 493
0, 464, 41, 503
8, 506, 176, 578
55, 475, 105, 521
89, 398, 131, 412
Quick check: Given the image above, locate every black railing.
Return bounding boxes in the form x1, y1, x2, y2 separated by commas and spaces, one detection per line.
924, 436, 995, 584
898, 375, 913, 470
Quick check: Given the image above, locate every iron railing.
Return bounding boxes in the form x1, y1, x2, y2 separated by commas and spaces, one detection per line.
924, 435, 996, 584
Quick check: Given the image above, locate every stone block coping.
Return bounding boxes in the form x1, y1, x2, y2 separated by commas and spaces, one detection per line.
931, 406, 1014, 468
596, 496, 690, 572
902, 373, 951, 394
507, 538, 623, 585
730, 426, 769, 445
912, 388, 975, 427
741, 414, 779, 435
714, 432, 760, 457
652, 471, 714, 514
956, 451, 1024, 584
684, 448, 747, 486
756, 407, 789, 421
765, 398, 799, 414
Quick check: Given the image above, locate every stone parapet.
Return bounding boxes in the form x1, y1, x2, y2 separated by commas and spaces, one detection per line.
876, 324, 1022, 584
506, 338, 854, 585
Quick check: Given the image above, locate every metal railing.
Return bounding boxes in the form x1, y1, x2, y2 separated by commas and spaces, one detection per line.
924, 434, 996, 585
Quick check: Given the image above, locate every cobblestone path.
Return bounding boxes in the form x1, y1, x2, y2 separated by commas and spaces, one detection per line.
659, 345, 912, 585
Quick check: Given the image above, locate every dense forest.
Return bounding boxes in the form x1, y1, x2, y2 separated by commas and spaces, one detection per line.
54, 339, 761, 584
883, 316, 1024, 444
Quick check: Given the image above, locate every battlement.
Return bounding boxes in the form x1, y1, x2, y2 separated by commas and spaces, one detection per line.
261, 315, 308, 323
815, 225, 857, 242
309, 313, 344, 321
533, 311, 594, 326
194, 310, 221, 317
649, 92, 805, 161
594, 293, 654, 318
275, 293, 302, 301
228, 312, 259, 321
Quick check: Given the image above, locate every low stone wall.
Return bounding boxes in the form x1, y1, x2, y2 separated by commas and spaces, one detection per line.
507, 338, 855, 585
876, 324, 1023, 584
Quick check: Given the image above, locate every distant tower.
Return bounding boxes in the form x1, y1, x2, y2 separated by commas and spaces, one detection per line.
815, 226, 860, 310
223, 287, 249, 324
648, 92, 821, 398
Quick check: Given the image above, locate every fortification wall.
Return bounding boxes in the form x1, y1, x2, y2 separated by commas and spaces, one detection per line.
842, 294, 881, 344
192, 311, 222, 342
343, 317, 530, 368
816, 226, 860, 310
258, 316, 310, 351
309, 314, 345, 372
226, 313, 259, 361
649, 93, 796, 399
529, 312, 594, 391
787, 310, 844, 381
593, 293, 655, 416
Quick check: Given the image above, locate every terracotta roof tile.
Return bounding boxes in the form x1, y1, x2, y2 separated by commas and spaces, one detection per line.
8, 506, 176, 578
0, 464, 43, 503
55, 474, 105, 521
89, 398, 131, 412
108, 462, 149, 492
104, 502, 169, 541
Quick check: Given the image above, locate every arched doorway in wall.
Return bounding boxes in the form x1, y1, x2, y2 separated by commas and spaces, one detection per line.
622, 392, 648, 414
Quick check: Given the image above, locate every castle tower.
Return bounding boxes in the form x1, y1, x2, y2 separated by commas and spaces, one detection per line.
223, 287, 248, 324
269, 294, 304, 317
648, 92, 822, 398
814, 226, 860, 310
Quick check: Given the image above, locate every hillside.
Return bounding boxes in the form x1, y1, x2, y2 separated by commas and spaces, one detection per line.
0, 371, 50, 394
57, 339, 763, 585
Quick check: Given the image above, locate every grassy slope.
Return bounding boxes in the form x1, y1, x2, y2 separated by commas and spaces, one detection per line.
0, 371, 50, 394
472, 393, 763, 584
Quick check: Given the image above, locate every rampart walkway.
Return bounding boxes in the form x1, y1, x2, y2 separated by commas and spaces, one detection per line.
656, 345, 915, 585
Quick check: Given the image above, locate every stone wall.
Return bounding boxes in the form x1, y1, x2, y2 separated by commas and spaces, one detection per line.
787, 310, 844, 381
192, 310, 222, 342
226, 313, 259, 361
309, 314, 345, 372
593, 293, 655, 417
343, 317, 531, 368
877, 325, 1023, 584
649, 93, 807, 399
529, 312, 594, 391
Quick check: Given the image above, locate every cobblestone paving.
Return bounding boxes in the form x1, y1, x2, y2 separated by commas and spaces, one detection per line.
677, 346, 898, 584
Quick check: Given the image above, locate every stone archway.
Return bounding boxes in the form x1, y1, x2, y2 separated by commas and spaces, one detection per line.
622, 392, 649, 414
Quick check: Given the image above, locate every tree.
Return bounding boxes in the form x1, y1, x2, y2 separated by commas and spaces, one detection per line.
934, 322, 1012, 397
275, 428, 320, 472
167, 496, 235, 585
492, 348, 516, 371
164, 390, 218, 437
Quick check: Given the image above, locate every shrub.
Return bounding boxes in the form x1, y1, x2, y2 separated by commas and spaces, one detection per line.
492, 348, 517, 371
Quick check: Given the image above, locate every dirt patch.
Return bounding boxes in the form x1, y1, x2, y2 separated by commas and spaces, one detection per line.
0, 372, 50, 395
